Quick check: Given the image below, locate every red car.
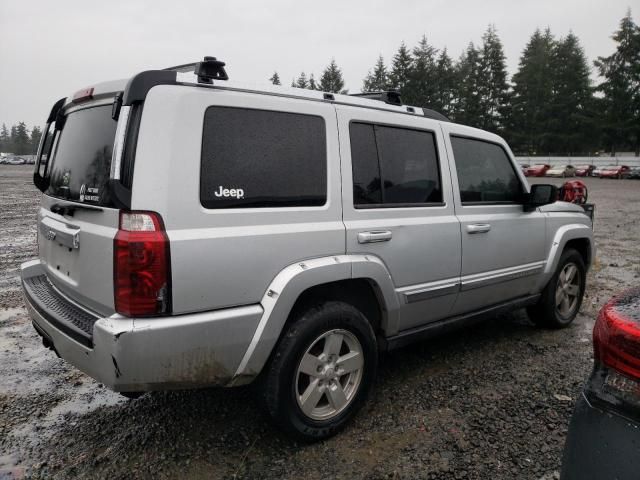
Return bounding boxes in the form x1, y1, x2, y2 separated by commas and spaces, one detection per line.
575, 165, 595, 177
599, 165, 630, 179
524, 164, 551, 177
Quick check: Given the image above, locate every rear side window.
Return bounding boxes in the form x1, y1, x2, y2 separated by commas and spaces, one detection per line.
350, 122, 442, 207
451, 136, 523, 204
46, 105, 117, 206
200, 107, 327, 208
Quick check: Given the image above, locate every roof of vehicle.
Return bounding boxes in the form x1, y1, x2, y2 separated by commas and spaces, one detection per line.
59, 60, 504, 145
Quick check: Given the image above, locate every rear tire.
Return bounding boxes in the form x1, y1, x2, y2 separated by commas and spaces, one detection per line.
262, 301, 377, 441
528, 248, 586, 328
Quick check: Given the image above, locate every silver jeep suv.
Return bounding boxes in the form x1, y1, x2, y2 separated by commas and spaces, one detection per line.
21, 58, 594, 440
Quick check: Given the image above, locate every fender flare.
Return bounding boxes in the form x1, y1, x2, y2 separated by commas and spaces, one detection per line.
229, 254, 399, 385
537, 223, 594, 290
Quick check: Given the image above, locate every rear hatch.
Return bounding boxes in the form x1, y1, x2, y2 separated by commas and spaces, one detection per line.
37, 96, 123, 316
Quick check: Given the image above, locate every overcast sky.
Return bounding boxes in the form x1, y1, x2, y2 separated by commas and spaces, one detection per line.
0, 0, 634, 128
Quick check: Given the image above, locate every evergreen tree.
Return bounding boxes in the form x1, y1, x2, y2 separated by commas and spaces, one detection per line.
13, 122, 30, 155
477, 25, 510, 133
433, 49, 456, 117
319, 59, 345, 93
295, 72, 309, 89
594, 10, 640, 154
308, 73, 318, 90
269, 72, 281, 85
406, 35, 438, 106
509, 28, 556, 154
388, 42, 413, 96
548, 32, 597, 153
362, 55, 389, 92
0, 124, 9, 153
30, 126, 43, 154
453, 43, 483, 126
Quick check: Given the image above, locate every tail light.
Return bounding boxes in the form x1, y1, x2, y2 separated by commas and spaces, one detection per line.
593, 289, 640, 382
114, 211, 171, 316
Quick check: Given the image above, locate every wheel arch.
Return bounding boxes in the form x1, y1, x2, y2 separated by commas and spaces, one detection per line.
229, 255, 399, 385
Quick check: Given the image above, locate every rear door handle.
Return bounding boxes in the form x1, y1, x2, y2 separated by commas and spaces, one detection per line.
466, 223, 491, 234
357, 230, 393, 244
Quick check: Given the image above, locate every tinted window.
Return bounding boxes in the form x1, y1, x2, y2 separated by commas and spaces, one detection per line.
201, 107, 326, 208
350, 123, 382, 204
451, 136, 523, 203
349, 122, 442, 207
46, 105, 117, 206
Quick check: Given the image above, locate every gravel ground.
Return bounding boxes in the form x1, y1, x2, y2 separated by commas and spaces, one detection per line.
1, 165, 638, 480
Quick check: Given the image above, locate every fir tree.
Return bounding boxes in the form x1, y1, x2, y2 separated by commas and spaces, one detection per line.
453, 43, 483, 127
548, 32, 597, 153
30, 126, 43, 154
477, 25, 510, 133
389, 42, 413, 95
319, 59, 345, 93
362, 55, 389, 92
406, 35, 439, 106
0, 124, 9, 153
308, 73, 318, 90
295, 72, 309, 89
594, 10, 640, 154
269, 72, 281, 85
13, 122, 30, 155
433, 49, 456, 117
509, 28, 556, 154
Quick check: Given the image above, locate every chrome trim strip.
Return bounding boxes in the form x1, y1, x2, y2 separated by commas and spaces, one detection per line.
110, 106, 131, 181
401, 282, 460, 304
460, 261, 545, 291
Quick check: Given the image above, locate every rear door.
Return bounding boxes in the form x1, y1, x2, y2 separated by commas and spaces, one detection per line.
442, 124, 546, 315
336, 105, 461, 334
37, 97, 125, 316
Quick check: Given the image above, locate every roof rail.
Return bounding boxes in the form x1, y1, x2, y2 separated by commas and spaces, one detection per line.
422, 108, 450, 122
349, 91, 402, 106
163, 56, 229, 83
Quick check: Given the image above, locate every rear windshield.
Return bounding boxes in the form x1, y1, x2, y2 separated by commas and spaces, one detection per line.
46, 105, 117, 206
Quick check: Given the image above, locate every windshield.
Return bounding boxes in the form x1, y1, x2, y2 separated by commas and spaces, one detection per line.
46, 105, 117, 206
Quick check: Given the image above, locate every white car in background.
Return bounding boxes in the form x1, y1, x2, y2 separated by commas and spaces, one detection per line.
546, 165, 576, 177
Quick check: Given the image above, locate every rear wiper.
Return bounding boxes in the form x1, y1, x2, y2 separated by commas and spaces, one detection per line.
50, 202, 103, 216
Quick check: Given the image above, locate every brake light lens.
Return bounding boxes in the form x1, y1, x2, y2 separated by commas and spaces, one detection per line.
593, 288, 640, 381
72, 87, 94, 104
114, 211, 171, 317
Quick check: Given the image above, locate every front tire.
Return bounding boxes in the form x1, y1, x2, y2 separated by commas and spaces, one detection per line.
262, 301, 378, 441
528, 248, 586, 328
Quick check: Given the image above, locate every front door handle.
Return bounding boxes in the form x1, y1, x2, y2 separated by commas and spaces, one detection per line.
357, 230, 393, 244
466, 223, 491, 234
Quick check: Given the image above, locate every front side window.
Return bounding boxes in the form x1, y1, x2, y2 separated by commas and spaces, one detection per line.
200, 107, 327, 209
350, 122, 442, 207
451, 136, 523, 204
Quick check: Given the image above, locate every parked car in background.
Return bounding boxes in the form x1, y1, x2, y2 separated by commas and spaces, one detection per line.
574, 165, 595, 177
6, 157, 26, 165
524, 164, 551, 177
546, 165, 576, 177
561, 287, 640, 480
622, 166, 640, 179
598, 165, 630, 179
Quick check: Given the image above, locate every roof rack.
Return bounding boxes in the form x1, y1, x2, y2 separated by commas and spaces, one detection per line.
349, 91, 402, 106
164, 56, 228, 83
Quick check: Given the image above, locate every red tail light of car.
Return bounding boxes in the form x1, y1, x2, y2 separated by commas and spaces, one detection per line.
593, 288, 640, 382
114, 211, 172, 317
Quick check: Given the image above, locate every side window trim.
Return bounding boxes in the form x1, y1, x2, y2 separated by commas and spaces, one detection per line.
450, 133, 525, 206
349, 119, 446, 209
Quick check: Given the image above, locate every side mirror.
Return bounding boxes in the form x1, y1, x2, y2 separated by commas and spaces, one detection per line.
524, 184, 557, 211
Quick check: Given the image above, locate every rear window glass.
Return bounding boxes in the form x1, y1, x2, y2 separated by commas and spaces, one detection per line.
46, 105, 117, 206
200, 107, 327, 208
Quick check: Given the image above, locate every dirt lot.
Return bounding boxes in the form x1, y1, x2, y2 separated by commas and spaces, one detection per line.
1, 165, 638, 480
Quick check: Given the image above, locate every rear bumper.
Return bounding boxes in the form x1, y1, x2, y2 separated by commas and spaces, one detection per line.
21, 259, 263, 391
561, 393, 640, 480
